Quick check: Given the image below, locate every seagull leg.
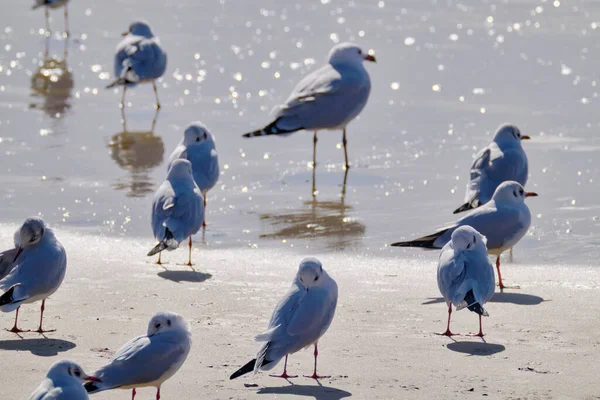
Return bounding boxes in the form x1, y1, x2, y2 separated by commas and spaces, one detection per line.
153, 81, 161, 110
34, 299, 55, 333
131, 388, 136, 400
342, 128, 350, 170
269, 355, 297, 378
156, 252, 162, 265
6, 306, 30, 333
64, 4, 69, 37
120, 86, 127, 110
304, 343, 330, 379
156, 387, 161, 400
312, 131, 318, 197
45, 8, 50, 36
466, 314, 486, 337
186, 236, 193, 268
496, 255, 520, 290
436, 304, 458, 336
202, 195, 207, 228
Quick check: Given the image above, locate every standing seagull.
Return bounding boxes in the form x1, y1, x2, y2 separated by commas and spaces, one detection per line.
148, 159, 203, 266
106, 21, 167, 110
168, 122, 219, 227
32, 0, 70, 37
454, 124, 530, 214
29, 360, 100, 400
243, 42, 375, 170
391, 181, 537, 290
85, 312, 192, 400
437, 226, 495, 337
0, 217, 67, 333
230, 257, 338, 380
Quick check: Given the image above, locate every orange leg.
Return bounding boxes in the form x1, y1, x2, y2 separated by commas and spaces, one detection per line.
202, 196, 207, 228
269, 355, 297, 379
35, 299, 56, 333
436, 304, 458, 336
496, 256, 520, 290
305, 343, 330, 379
6, 306, 30, 334
131, 388, 136, 400
186, 236, 193, 267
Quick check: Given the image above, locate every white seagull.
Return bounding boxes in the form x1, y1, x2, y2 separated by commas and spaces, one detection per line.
32, 0, 70, 37
243, 42, 376, 169
167, 122, 219, 227
436, 226, 495, 337
29, 360, 100, 400
148, 159, 203, 266
391, 181, 537, 290
454, 124, 530, 214
0, 217, 67, 333
230, 257, 338, 380
84, 312, 192, 400
106, 21, 167, 110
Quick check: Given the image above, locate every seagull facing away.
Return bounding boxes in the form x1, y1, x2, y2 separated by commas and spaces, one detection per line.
436, 226, 495, 337
0, 217, 67, 333
29, 360, 100, 400
230, 257, 338, 380
242, 42, 376, 170
167, 122, 219, 227
454, 124, 530, 214
148, 159, 204, 266
84, 312, 192, 400
391, 181, 538, 290
32, 0, 70, 37
106, 21, 167, 110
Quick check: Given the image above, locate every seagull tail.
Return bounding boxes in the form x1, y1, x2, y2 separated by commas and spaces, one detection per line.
230, 359, 257, 380
147, 229, 175, 256
462, 289, 488, 316
0, 285, 16, 307
390, 227, 451, 249
84, 380, 108, 394
453, 202, 475, 214
242, 118, 301, 138
105, 78, 127, 89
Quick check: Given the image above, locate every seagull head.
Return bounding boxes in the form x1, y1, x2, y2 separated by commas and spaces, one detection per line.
13, 216, 46, 262
124, 21, 154, 38
493, 124, 530, 147
46, 360, 101, 384
147, 311, 191, 337
451, 225, 487, 252
491, 181, 538, 206
183, 122, 214, 146
328, 42, 376, 68
296, 257, 325, 291
167, 159, 194, 180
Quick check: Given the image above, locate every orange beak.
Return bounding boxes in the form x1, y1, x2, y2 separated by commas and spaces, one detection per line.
525, 192, 538, 198
85, 376, 102, 383
364, 54, 376, 62
521, 135, 531, 140
13, 247, 23, 263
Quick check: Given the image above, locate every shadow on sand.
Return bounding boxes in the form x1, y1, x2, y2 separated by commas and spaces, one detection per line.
157, 270, 212, 283
446, 341, 505, 356
0, 338, 76, 356
258, 384, 352, 400
422, 291, 545, 306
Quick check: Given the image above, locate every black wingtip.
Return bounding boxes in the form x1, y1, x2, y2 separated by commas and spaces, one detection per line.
390, 227, 451, 249
242, 132, 252, 138
84, 382, 99, 393
243, 118, 301, 138
0, 286, 16, 307
453, 202, 475, 214
464, 289, 486, 315
230, 359, 257, 380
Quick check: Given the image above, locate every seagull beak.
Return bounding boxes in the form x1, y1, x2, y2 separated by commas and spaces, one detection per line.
520, 135, 531, 140
13, 247, 23, 263
121, 31, 129, 36
364, 54, 377, 63
84, 375, 102, 383
525, 192, 538, 198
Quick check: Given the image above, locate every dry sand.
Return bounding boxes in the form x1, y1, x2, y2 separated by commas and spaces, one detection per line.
1, 227, 599, 399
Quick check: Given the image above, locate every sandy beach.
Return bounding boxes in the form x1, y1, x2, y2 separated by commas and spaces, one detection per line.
1, 227, 598, 399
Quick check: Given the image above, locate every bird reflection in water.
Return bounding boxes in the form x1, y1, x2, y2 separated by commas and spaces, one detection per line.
260, 170, 365, 250
108, 111, 164, 197
30, 37, 73, 118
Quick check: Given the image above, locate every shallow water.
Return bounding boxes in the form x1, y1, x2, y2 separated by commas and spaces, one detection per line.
0, 0, 598, 265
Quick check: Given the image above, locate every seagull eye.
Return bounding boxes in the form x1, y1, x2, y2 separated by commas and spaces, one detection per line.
314, 276, 319, 282
75, 370, 81, 377
195, 137, 200, 142
519, 188, 524, 195
155, 323, 161, 329
29, 236, 37, 243
203, 133, 208, 139
466, 243, 471, 249
358, 49, 362, 55
513, 190, 518, 197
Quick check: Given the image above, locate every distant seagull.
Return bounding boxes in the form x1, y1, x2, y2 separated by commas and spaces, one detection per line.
148, 159, 203, 266
106, 21, 167, 110
168, 122, 219, 227
0, 217, 67, 333
0, 248, 18, 281
32, 0, 70, 37
391, 181, 537, 290
454, 124, 530, 214
243, 42, 375, 169
85, 312, 192, 400
29, 360, 100, 400
437, 226, 495, 337
230, 257, 338, 380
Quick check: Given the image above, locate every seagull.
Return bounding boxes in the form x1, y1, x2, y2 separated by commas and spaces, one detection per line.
106, 21, 167, 110
454, 124, 530, 214
148, 159, 203, 266
167, 122, 219, 227
29, 360, 100, 400
0, 248, 18, 281
84, 312, 192, 400
391, 181, 538, 290
32, 0, 70, 37
436, 226, 495, 337
230, 257, 338, 380
242, 42, 375, 170
0, 217, 67, 333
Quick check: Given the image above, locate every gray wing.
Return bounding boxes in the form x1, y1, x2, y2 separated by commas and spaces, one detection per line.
464, 147, 492, 205
273, 64, 371, 131
464, 251, 496, 305
115, 37, 167, 83
0, 247, 17, 280
485, 147, 528, 187
167, 185, 203, 241
437, 244, 467, 304
189, 146, 219, 193
151, 181, 176, 242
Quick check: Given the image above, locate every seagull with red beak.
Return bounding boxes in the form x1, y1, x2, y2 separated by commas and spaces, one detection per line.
392, 181, 538, 290
243, 42, 376, 172
29, 360, 100, 400
0, 217, 67, 333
